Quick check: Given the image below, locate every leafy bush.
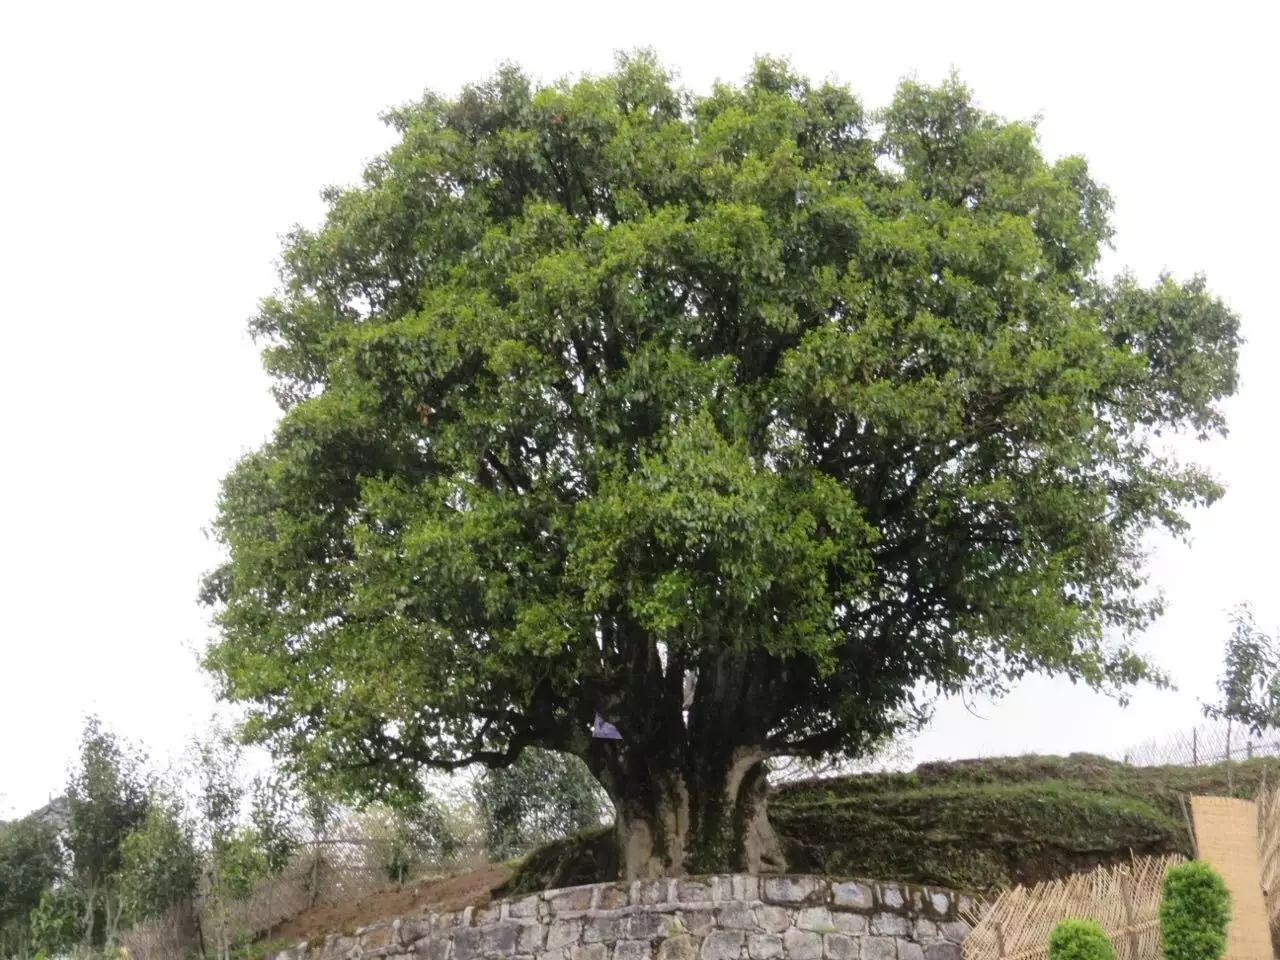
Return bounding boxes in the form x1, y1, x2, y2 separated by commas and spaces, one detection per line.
0, 814, 65, 957
1049, 919, 1115, 960
474, 749, 606, 859
119, 798, 200, 922
1160, 861, 1230, 960
28, 887, 79, 957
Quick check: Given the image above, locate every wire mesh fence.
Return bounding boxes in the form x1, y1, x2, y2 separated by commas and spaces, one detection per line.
960, 855, 1183, 960
1120, 720, 1280, 768
127, 806, 476, 959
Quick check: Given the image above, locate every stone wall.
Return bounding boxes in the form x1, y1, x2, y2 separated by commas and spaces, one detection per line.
277, 875, 974, 960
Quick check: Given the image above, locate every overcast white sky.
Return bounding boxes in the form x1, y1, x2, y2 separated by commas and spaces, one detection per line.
2, 0, 1277, 818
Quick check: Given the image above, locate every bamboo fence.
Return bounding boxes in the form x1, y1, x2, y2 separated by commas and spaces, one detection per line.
1186, 795, 1272, 960
961, 856, 1184, 960
1255, 783, 1280, 946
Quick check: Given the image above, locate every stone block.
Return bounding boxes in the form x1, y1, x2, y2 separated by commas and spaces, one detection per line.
924, 945, 960, 960
927, 892, 950, 918
822, 934, 858, 960
733, 876, 760, 902
483, 924, 523, 956
709, 876, 735, 902
870, 915, 908, 937
797, 908, 834, 932
747, 935, 783, 960
701, 931, 745, 960
832, 915, 865, 936
584, 915, 627, 944
678, 881, 713, 903
657, 936, 699, 960
898, 943, 924, 960
911, 920, 938, 942
859, 939, 895, 960
877, 886, 905, 911
629, 912, 677, 941
753, 906, 791, 934
831, 884, 873, 911
400, 920, 434, 946
550, 889, 596, 914
572, 947, 609, 960
451, 928, 485, 960
548, 919, 583, 951
938, 923, 968, 944
537, 951, 567, 960
413, 939, 450, 960
614, 941, 653, 960
763, 877, 825, 906
511, 896, 542, 920
598, 887, 629, 910
716, 902, 759, 931
516, 924, 546, 953
782, 929, 822, 960
473, 906, 502, 927
634, 881, 669, 906
677, 908, 718, 937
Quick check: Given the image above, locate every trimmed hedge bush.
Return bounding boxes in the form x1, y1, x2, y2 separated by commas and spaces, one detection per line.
1160, 860, 1230, 960
1049, 919, 1116, 960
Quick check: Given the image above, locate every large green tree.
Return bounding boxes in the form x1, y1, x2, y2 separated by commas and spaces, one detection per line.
65, 717, 149, 949
0, 814, 64, 958
203, 55, 1240, 878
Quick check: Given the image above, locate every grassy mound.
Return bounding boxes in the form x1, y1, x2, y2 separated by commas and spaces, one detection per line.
504, 753, 1280, 894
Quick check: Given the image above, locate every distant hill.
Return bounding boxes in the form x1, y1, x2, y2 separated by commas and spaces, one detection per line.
1, 796, 70, 834
504, 753, 1280, 894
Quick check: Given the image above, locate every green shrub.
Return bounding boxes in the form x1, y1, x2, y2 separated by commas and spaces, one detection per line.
1049, 919, 1115, 960
1160, 860, 1230, 960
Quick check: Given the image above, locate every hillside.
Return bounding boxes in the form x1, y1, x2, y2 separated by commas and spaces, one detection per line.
505, 753, 1280, 894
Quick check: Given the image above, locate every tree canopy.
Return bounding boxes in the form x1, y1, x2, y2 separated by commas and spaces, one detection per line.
203, 54, 1240, 877
1204, 604, 1280, 737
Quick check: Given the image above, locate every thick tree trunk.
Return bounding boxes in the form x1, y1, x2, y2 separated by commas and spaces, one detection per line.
610, 747, 786, 879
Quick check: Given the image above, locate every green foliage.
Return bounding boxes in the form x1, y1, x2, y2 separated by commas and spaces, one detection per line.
65, 716, 149, 948
214, 828, 275, 901
1160, 861, 1229, 960
191, 730, 243, 851
247, 773, 299, 874
1049, 919, 1115, 960
27, 888, 78, 958
118, 797, 200, 923
474, 749, 606, 859
0, 815, 64, 958
1203, 604, 1280, 736
202, 53, 1240, 867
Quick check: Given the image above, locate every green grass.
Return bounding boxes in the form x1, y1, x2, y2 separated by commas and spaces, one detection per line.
504, 753, 1280, 894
